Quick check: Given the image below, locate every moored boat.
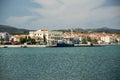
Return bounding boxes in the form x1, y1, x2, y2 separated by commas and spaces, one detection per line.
48, 40, 74, 47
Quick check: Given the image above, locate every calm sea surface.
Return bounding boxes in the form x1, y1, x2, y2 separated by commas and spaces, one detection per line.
0, 46, 120, 80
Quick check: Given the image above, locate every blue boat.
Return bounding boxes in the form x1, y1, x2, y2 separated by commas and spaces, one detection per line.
48, 40, 74, 47
56, 42, 74, 47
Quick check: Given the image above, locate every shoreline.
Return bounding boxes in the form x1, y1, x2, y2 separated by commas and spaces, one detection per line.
0, 45, 47, 48
0, 44, 120, 48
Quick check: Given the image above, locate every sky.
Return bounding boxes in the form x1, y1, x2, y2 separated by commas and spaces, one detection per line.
0, 0, 120, 30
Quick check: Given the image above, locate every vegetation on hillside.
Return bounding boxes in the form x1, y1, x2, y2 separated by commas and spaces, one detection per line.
55, 27, 120, 33
0, 25, 120, 34
0, 25, 29, 35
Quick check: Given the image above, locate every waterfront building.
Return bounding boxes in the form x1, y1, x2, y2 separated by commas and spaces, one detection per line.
100, 35, 111, 43
89, 32, 100, 40
48, 31, 63, 41
10, 35, 21, 44
0, 32, 11, 44
99, 33, 119, 44
10, 35, 29, 44
115, 34, 120, 44
28, 30, 120, 45
29, 30, 63, 43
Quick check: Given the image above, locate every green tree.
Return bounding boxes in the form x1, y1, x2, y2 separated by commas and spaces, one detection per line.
87, 37, 92, 42
82, 38, 87, 44
27, 36, 31, 43
28, 36, 31, 41
0, 38, 4, 45
31, 38, 36, 44
92, 39, 98, 44
43, 34, 47, 44
114, 39, 118, 43
20, 37, 27, 44
20, 36, 37, 44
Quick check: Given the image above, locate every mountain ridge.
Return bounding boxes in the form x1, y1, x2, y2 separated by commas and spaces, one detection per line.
0, 25, 29, 34
0, 25, 120, 34
56, 27, 120, 33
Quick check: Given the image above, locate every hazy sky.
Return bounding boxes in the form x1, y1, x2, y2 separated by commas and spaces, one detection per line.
0, 0, 120, 30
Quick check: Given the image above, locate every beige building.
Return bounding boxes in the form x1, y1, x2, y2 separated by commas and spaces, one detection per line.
48, 31, 63, 41
100, 34, 118, 43
100, 36, 111, 43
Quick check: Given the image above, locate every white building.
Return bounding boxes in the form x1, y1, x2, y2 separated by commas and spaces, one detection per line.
100, 34, 117, 44
101, 36, 111, 43
29, 30, 63, 42
0, 32, 11, 43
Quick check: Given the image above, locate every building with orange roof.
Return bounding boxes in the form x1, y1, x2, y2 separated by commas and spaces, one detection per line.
88, 32, 120, 44
10, 34, 29, 44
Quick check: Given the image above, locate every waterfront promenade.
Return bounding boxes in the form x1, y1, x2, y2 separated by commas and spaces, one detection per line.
0, 44, 119, 48
0, 45, 47, 48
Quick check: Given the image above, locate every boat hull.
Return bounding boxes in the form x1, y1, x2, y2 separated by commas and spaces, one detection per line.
56, 43, 74, 47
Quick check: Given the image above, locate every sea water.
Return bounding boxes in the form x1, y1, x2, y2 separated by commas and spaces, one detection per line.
0, 46, 120, 80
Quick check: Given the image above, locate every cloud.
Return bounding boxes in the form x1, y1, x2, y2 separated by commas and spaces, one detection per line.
30, 0, 120, 29
32, 0, 63, 8
5, 0, 120, 29
6, 16, 37, 25
5, 16, 39, 29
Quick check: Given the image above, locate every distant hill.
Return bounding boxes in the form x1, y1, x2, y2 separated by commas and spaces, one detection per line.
0, 25, 120, 34
84, 27, 120, 33
56, 27, 120, 33
0, 25, 29, 34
